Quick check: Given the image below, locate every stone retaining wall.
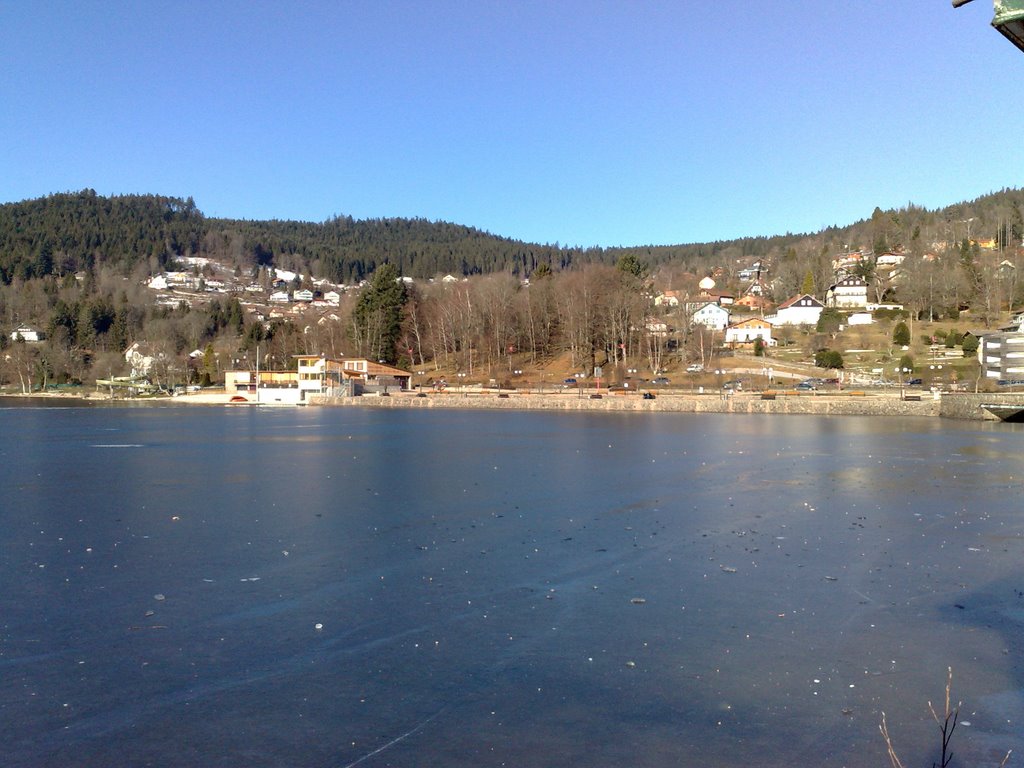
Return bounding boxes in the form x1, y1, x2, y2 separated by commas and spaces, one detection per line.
939, 392, 1024, 420
309, 391, 942, 418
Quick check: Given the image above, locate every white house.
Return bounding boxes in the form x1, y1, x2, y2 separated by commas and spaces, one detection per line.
125, 342, 156, 379
690, 302, 730, 331
323, 290, 341, 305
737, 261, 766, 282
645, 317, 670, 336
164, 271, 192, 287
269, 291, 291, 303
293, 289, 314, 302
826, 276, 868, 309
876, 252, 906, 268
724, 317, 775, 347
653, 290, 681, 307
769, 294, 824, 326
10, 326, 43, 342
866, 302, 904, 312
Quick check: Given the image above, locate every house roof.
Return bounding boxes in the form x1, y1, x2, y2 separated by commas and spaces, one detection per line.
777, 293, 823, 310
830, 276, 867, 288
339, 361, 412, 379
698, 289, 735, 301
734, 294, 769, 308
693, 301, 728, 312
728, 317, 772, 329
294, 354, 413, 379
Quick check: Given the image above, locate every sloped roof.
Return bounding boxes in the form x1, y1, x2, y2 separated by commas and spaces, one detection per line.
777, 293, 823, 310
728, 317, 772, 329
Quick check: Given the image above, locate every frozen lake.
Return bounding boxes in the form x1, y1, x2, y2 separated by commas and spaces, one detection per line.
1, 405, 1022, 766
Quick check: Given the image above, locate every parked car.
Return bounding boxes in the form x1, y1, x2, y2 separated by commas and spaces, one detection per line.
562, 377, 578, 388
686, 363, 704, 373
907, 378, 923, 386
722, 379, 744, 390
794, 380, 816, 391
651, 376, 671, 385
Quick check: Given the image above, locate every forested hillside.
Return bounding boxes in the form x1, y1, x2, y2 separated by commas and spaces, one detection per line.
0, 190, 817, 285
0, 191, 204, 283
3, 189, 1023, 288
1, 188, 1022, 393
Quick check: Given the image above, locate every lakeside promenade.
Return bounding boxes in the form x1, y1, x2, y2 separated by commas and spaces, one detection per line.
10, 388, 1021, 421
309, 388, 945, 417
307, 388, 1024, 421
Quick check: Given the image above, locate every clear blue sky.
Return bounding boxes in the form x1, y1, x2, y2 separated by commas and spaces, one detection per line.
1, 1, 1021, 248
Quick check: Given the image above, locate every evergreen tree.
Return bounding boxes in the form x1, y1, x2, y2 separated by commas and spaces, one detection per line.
801, 271, 815, 296
47, 299, 79, 346
616, 253, 648, 280
816, 307, 842, 336
202, 343, 216, 386
351, 263, 407, 364
892, 321, 910, 346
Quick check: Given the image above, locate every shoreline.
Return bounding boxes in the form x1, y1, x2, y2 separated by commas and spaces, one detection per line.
311, 389, 948, 418
4, 388, 1014, 421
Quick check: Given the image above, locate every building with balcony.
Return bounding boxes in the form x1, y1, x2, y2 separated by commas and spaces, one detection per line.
978, 324, 1024, 383
224, 355, 412, 404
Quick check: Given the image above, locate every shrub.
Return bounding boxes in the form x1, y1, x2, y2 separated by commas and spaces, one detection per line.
814, 348, 844, 369
873, 308, 909, 321
816, 307, 842, 335
961, 335, 979, 356
892, 321, 910, 346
